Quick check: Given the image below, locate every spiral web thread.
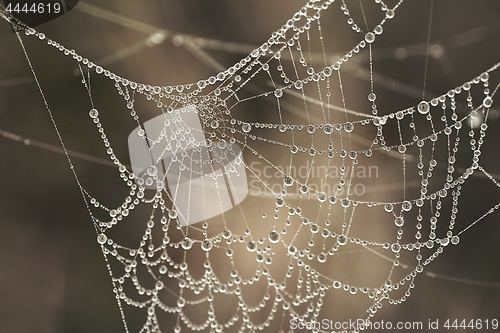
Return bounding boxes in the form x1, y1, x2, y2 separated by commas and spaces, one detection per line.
2, 0, 500, 332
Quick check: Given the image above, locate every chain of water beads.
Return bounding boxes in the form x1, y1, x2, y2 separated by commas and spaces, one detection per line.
89, 71, 494, 331
6, 2, 500, 332
90, 80, 493, 332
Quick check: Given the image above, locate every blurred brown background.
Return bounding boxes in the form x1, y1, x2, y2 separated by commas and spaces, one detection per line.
1, 1, 500, 332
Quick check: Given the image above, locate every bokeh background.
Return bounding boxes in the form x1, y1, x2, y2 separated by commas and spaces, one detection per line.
1, 1, 500, 332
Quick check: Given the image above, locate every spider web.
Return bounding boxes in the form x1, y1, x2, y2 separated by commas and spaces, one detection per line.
1, 1, 500, 332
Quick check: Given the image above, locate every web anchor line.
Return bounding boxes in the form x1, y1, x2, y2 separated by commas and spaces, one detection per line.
3, 1, 500, 332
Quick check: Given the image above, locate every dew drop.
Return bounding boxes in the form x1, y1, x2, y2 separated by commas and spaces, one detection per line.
89, 109, 99, 118
155, 280, 164, 290
310, 224, 319, 233
341, 198, 350, 208
337, 234, 347, 246
365, 32, 376, 43
323, 67, 333, 77
247, 241, 257, 252
97, 233, 107, 244
284, 176, 294, 186
418, 101, 430, 114
222, 229, 232, 239
344, 122, 354, 133
324, 124, 333, 134
181, 238, 193, 250
402, 201, 412, 211
483, 96, 493, 108
177, 297, 186, 307
480, 72, 490, 82
384, 203, 393, 212
391, 243, 401, 253
169, 209, 178, 219
201, 239, 213, 251
242, 123, 252, 133
269, 230, 280, 243
317, 253, 327, 263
